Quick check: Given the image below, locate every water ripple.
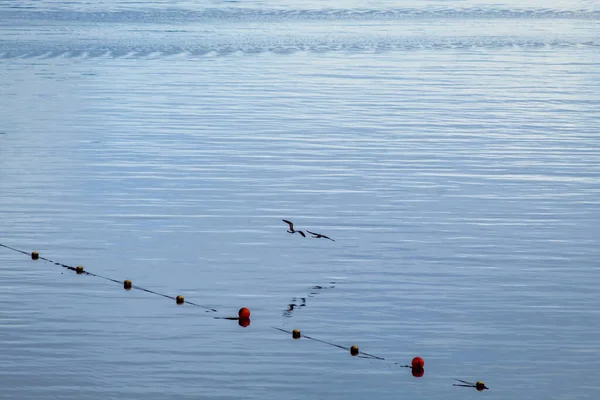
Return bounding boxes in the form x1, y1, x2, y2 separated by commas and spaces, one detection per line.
1, 39, 598, 60
2, 8, 600, 22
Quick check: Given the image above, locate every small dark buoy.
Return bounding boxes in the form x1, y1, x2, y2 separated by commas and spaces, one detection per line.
75, 266, 84, 274
238, 317, 251, 328
176, 295, 185, 305
412, 356, 425, 369
31, 251, 39, 260
292, 329, 301, 339
454, 379, 489, 391
238, 307, 251, 319
350, 345, 359, 356
123, 280, 132, 290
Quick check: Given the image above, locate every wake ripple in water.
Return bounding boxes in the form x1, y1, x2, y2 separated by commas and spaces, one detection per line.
1, 7, 598, 59
1, 38, 598, 60
1, 8, 600, 22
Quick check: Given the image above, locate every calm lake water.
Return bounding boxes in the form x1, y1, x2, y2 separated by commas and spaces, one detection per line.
1, 0, 599, 399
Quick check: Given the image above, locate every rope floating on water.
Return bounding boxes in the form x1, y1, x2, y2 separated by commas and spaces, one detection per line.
0, 243, 218, 312
272, 327, 432, 378
453, 379, 489, 391
271, 327, 385, 360
1, 242, 488, 389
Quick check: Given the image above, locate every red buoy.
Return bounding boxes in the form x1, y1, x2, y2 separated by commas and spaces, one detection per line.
412, 357, 424, 369
412, 367, 425, 378
238, 307, 251, 319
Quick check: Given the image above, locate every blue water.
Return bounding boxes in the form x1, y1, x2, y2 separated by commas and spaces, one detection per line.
1, 1, 599, 399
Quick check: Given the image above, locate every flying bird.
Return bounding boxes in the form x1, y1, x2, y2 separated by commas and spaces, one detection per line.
307, 230, 335, 241
282, 219, 306, 237
453, 379, 489, 391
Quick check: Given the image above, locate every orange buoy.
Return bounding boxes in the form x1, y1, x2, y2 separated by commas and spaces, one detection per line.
476, 381, 488, 391
123, 280, 132, 290
75, 266, 84, 274
31, 252, 39, 260
350, 345, 359, 356
412, 367, 425, 378
238, 317, 251, 328
176, 295, 185, 305
238, 307, 251, 319
412, 356, 424, 369
292, 329, 301, 339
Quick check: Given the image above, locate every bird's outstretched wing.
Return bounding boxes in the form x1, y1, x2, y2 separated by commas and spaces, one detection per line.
282, 219, 294, 230
307, 230, 335, 241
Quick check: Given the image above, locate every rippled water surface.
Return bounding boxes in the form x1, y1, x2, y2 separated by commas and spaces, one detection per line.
1, 1, 599, 399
